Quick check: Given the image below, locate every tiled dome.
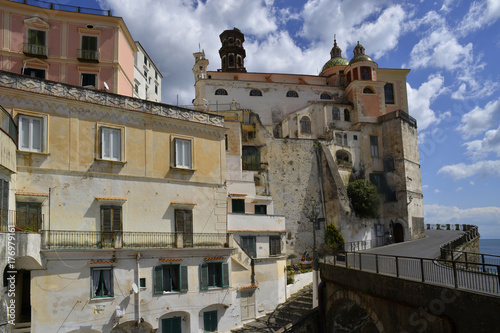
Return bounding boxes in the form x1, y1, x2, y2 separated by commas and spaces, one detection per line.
322, 57, 349, 71
349, 54, 374, 65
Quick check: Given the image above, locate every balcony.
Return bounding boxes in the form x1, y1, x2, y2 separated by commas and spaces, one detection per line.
23, 43, 48, 58
227, 213, 286, 233
0, 210, 44, 232
337, 160, 352, 169
41, 230, 229, 250
77, 49, 100, 63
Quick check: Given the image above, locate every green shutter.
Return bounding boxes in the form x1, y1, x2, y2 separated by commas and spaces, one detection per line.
200, 263, 208, 290
179, 265, 188, 292
222, 263, 229, 288
154, 265, 163, 294
204, 310, 217, 332
173, 316, 181, 333
175, 209, 184, 232
102, 206, 111, 232
112, 207, 122, 231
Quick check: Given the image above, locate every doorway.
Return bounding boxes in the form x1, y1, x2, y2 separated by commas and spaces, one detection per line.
394, 223, 404, 243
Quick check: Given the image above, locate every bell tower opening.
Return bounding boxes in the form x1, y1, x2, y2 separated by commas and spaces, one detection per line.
219, 28, 247, 72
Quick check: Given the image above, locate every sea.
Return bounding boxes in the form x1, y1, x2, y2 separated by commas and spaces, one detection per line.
479, 239, 500, 265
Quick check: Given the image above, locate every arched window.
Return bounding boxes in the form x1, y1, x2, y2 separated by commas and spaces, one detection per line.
300, 116, 311, 133
363, 87, 374, 94
228, 54, 235, 67
286, 90, 299, 98
237, 55, 242, 67
249, 89, 262, 96
332, 107, 340, 120
344, 109, 350, 121
336, 150, 352, 168
320, 93, 332, 100
228, 37, 234, 45
215, 89, 228, 95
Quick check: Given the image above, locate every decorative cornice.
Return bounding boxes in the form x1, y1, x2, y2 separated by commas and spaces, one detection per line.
0, 70, 224, 128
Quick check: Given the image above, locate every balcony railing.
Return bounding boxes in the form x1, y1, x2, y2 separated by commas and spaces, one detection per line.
77, 49, 100, 63
337, 160, 352, 169
0, 209, 44, 232
41, 230, 229, 249
0, 104, 17, 145
23, 43, 48, 58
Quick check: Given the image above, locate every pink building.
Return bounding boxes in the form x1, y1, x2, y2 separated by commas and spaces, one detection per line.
0, 0, 137, 96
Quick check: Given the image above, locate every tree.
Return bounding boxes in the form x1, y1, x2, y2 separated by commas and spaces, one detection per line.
347, 179, 380, 218
325, 224, 345, 252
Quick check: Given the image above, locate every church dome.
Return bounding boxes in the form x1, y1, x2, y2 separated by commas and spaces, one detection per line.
321, 37, 349, 72
349, 41, 374, 65
322, 57, 349, 71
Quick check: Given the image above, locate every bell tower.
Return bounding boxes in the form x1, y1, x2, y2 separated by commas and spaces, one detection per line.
219, 28, 247, 72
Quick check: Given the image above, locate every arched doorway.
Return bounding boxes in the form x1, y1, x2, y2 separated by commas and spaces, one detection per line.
394, 223, 404, 243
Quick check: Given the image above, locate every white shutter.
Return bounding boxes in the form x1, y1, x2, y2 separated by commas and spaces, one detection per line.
20, 116, 30, 150
102, 127, 110, 159
111, 129, 121, 160
32, 117, 42, 151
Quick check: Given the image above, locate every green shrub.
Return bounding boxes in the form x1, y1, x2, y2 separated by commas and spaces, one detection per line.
347, 179, 380, 218
325, 224, 345, 251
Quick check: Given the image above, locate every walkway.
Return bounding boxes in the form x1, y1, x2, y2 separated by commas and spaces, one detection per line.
362, 229, 464, 258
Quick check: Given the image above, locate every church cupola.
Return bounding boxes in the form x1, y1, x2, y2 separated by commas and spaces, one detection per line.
349, 41, 374, 65
219, 28, 247, 73
320, 36, 349, 79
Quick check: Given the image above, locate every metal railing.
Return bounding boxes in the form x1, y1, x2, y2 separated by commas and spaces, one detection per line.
437, 224, 480, 260
0, 104, 17, 145
336, 160, 352, 169
23, 43, 48, 57
12, 0, 112, 16
0, 209, 44, 232
77, 49, 100, 62
344, 237, 388, 252
325, 251, 500, 296
42, 230, 228, 249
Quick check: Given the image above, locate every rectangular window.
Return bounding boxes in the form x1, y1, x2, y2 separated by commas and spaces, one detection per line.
25, 29, 47, 57
162, 317, 182, 333
200, 262, 229, 289
78, 36, 99, 62
16, 202, 42, 231
155, 85, 158, 94
19, 114, 44, 153
91, 267, 113, 298
101, 206, 122, 232
241, 290, 256, 320
384, 83, 395, 104
139, 277, 146, 288
269, 236, 281, 256
174, 138, 192, 169
155, 71, 158, 80
28, 29, 46, 46
101, 127, 122, 161
203, 310, 218, 333
22, 67, 45, 79
370, 135, 379, 157
175, 209, 193, 248
254, 204, 267, 215
81, 73, 97, 88
242, 146, 260, 171
82, 35, 98, 51
361, 67, 371, 80
144, 55, 147, 65
135, 84, 139, 93
144, 70, 147, 77
369, 173, 387, 194
154, 264, 188, 293
241, 236, 256, 258
231, 199, 245, 213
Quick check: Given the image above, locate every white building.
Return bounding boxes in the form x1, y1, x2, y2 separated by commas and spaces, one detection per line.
133, 41, 162, 102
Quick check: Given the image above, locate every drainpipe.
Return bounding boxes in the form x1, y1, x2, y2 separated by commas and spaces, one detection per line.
136, 252, 141, 322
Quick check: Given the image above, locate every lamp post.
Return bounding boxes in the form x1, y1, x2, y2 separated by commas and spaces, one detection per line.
307, 199, 321, 308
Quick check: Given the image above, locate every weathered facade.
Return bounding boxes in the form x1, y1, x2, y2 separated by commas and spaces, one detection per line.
193, 30, 424, 257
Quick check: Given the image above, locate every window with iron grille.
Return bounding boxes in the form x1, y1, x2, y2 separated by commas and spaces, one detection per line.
269, 236, 281, 256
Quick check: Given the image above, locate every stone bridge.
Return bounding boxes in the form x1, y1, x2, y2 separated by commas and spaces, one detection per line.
319, 260, 500, 332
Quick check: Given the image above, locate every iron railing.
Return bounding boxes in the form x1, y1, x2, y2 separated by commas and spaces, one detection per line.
343, 237, 388, 252
42, 230, 229, 249
12, 0, 112, 16
325, 251, 500, 296
0, 104, 17, 145
0, 209, 44, 232
22, 43, 48, 57
77, 49, 100, 62
437, 224, 480, 260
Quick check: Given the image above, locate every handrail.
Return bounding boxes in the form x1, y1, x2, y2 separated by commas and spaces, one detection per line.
12, 0, 112, 16
324, 250, 500, 296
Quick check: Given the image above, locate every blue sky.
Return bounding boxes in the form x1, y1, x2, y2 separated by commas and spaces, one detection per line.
50, 0, 500, 238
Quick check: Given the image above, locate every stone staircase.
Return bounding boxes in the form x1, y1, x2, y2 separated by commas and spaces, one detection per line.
11, 322, 31, 332
231, 283, 314, 333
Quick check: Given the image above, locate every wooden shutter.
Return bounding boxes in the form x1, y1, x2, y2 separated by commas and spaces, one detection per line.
175, 209, 184, 233
200, 263, 208, 290
102, 206, 111, 232
185, 210, 193, 233
112, 207, 122, 231
179, 265, 188, 292
222, 263, 229, 288
154, 265, 163, 294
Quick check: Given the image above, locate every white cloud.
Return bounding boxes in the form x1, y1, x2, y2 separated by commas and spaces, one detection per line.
422, 184, 429, 189
438, 160, 500, 179
425, 204, 500, 239
408, 11, 474, 71
434, 189, 440, 193
457, 99, 500, 139
464, 125, 500, 159
456, 187, 463, 191
458, 0, 500, 35
407, 74, 446, 130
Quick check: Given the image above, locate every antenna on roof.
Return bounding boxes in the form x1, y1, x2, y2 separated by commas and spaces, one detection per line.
199, 43, 201, 52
